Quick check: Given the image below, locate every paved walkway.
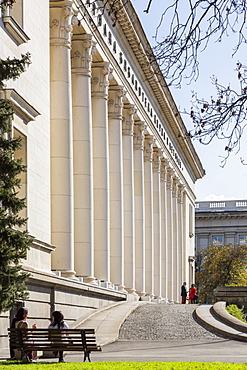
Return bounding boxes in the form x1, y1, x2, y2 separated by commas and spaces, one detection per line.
2, 302, 247, 363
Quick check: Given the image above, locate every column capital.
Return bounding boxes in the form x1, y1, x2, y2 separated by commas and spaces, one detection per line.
172, 177, 180, 198
153, 147, 163, 173
108, 85, 125, 119
133, 121, 146, 150
71, 33, 96, 76
122, 103, 136, 136
144, 134, 155, 162
50, 0, 76, 48
91, 61, 110, 99
166, 168, 175, 190
178, 184, 186, 203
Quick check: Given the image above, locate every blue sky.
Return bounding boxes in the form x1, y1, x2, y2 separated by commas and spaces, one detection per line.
132, 0, 247, 201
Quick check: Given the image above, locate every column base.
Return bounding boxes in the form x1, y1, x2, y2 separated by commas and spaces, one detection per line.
60, 270, 77, 279
82, 276, 97, 285
116, 285, 128, 293
136, 290, 146, 297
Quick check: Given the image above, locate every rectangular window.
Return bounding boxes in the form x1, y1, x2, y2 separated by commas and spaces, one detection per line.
9, 0, 23, 27
239, 235, 247, 245
212, 235, 223, 245
14, 128, 27, 224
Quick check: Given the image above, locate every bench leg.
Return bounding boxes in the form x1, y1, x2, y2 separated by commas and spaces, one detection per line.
83, 350, 91, 362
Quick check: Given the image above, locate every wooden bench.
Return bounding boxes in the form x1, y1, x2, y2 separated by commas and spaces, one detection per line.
8, 328, 102, 362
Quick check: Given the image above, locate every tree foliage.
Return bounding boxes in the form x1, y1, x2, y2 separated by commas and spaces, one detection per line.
0, 53, 32, 313
196, 243, 247, 303
148, 0, 247, 160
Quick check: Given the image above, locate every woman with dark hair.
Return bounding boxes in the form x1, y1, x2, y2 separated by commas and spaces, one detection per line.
48, 311, 69, 363
189, 284, 197, 304
11, 307, 37, 361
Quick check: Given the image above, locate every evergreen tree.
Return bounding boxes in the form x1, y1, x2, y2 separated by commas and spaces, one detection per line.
0, 53, 33, 313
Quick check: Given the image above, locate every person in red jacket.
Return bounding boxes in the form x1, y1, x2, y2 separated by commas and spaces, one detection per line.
189, 284, 197, 304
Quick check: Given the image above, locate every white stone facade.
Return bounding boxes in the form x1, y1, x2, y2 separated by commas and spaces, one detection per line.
0, 0, 204, 352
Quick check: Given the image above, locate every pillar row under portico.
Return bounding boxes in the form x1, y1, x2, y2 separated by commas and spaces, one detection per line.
172, 176, 179, 301
71, 30, 96, 283
50, 0, 75, 278
122, 104, 136, 295
108, 85, 126, 292
161, 159, 168, 299
166, 167, 174, 300
144, 134, 155, 298
133, 120, 146, 297
91, 61, 111, 284
153, 147, 162, 299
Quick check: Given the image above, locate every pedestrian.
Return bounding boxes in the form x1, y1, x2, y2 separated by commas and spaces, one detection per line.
189, 283, 197, 304
48, 310, 69, 363
181, 282, 188, 304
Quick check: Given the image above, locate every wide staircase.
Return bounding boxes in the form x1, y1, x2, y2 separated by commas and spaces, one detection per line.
119, 303, 219, 341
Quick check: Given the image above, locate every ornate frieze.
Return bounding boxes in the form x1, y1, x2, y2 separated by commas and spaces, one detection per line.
71, 33, 96, 77
144, 134, 155, 162
122, 104, 136, 136
91, 61, 111, 99
50, 0, 76, 48
133, 121, 146, 151
108, 85, 125, 120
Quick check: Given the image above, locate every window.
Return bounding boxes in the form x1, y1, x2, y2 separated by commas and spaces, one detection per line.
239, 235, 247, 245
212, 235, 223, 245
2, 0, 29, 44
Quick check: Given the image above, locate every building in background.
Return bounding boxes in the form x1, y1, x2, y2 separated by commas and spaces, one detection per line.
195, 200, 247, 264
0, 0, 204, 352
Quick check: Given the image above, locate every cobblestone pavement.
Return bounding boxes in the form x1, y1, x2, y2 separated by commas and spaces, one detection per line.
119, 303, 220, 340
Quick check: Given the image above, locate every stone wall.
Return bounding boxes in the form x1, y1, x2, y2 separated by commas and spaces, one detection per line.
214, 286, 247, 311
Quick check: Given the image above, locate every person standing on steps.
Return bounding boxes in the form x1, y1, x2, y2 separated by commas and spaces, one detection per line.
181, 282, 188, 304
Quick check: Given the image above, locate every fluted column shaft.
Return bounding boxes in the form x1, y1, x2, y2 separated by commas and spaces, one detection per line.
166, 168, 174, 300
108, 85, 125, 291
134, 121, 146, 296
177, 185, 185, 290
122, 104, 136, 294
71, 32, 95, 282
153, 147, 162, 299
172, 177, 179, 301
144, 135, 154, 298
161, 160, 168, 299
91, 62, 110, 283
50, 0, 75, 277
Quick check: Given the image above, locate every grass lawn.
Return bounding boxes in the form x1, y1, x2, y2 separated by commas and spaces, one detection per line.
1, 362, 247, 370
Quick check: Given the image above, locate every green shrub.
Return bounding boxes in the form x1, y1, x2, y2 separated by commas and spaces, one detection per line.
226, 304, 247, 323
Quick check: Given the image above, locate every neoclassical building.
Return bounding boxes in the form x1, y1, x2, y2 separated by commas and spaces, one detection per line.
0, 0, 204, 351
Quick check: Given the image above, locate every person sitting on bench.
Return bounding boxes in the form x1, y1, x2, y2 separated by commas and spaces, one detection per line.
48, 310, 69, 363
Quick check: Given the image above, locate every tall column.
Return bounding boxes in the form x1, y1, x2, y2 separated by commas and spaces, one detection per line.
71, 31, 96, 283
122, 104, 136, 295
91, 61, 111, 284
133, 121, 146, 297
153, 147, 162, 299
172, 177, 179, 302
166, 167, 174, 300
144, 135, 155, 298
108, 85, 126, 291
160, 159, 168, 299
177, 184, 185, 290
50, 0, 75, 278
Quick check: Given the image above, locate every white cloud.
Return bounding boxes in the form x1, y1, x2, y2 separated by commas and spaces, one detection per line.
203, 194, 238, 201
